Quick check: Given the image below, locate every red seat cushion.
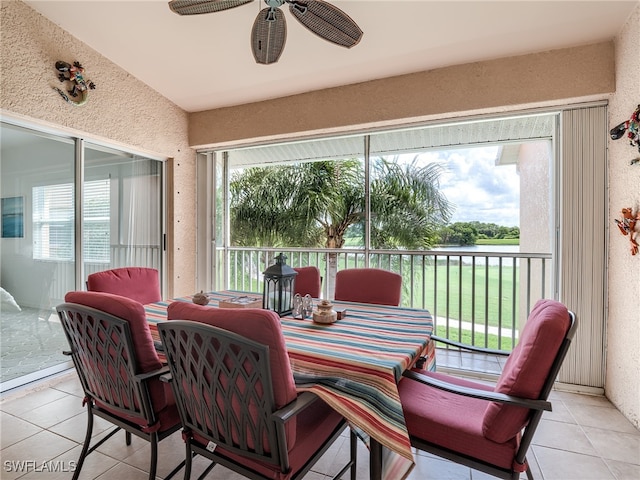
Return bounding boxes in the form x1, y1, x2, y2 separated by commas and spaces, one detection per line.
334, 268, 402, 306
63, 291, 177, 431
86, 267, 161, 305
483, 299, 570, 443
399, 370, 519, 470
192, 399, 343, 480
293, 266, 322, 298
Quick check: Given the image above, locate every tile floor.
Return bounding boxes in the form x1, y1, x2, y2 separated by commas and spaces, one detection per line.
1, 355, 639, 480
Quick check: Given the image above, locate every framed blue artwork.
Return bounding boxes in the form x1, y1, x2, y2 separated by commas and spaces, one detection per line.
1, 196, 24, 238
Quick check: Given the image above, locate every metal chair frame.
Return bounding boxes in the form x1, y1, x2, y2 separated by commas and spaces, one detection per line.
158, 320, 357, 480
403, 311, 577, 480
57, 302, 183, 480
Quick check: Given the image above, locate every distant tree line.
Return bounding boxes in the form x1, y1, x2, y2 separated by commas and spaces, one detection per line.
434, 221, 520, 246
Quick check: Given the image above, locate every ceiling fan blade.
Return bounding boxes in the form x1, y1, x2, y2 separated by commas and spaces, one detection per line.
168, 0, 254, 15
251, 7, 287, 65
289, 0, 363, 48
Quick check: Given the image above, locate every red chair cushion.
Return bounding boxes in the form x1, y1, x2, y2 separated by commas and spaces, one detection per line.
86, 267, 161, 305
63, 291, 175, 429
483, 299, 570, 443
166, 302, 298, 410
334, 268, 402, 306
399, 370, 519, 470
293, 266, 322, 298
192, 398, 344, 480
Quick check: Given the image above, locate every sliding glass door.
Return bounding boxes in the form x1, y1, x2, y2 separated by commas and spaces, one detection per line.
84, 144, 163, 278
0, 123, 165, 392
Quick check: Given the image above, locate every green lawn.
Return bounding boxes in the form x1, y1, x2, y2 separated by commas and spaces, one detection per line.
229, 249, 521, 350
476, 238, 520, 245
403, 261, 519, 349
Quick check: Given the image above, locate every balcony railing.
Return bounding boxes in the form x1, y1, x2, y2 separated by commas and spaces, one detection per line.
221, 247, 552, 352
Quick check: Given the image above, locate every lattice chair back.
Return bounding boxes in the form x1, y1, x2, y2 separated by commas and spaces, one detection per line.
58, 302, 157, 423
159, 320, 285, 468
56, 291, 181, 480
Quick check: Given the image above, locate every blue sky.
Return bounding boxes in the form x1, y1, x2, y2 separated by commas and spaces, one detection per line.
416, 146, 520, 227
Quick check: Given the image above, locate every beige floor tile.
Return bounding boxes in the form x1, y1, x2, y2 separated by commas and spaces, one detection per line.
604, 458, 640, 480
409, 452, 471, 480
1, 386, 69, 416
0, 411, 42, 449
543, 397, 577, 424
570, 404, 640, 434
532, 445, 617, 480
120, 430, 187, 478
94, 461, 149, 480
533, 418, 598, 456
0, 430, 77, 480
50, 374, 84, 398
92, 428, 148, 461
47, 411, 113, 444
555, 391, 618, 408
21, 393, 86, 429
18, 444, 118, 480
583, 426, 640, 465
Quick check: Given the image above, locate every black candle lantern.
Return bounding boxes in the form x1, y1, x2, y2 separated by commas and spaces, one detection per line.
263, 253, 298, 316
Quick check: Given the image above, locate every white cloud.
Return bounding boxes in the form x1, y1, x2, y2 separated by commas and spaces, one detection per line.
416, 147, 520, 227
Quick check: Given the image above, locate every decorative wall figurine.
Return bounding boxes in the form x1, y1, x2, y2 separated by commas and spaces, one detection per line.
53, 61, 96, 106
615, 207, 640, 256
610, 104, 640, 165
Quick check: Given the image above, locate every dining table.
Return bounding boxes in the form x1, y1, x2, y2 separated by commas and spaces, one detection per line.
144, 290, 435, 480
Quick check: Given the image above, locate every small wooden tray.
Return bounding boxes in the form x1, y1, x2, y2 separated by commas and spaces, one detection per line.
219, 296, 263, 309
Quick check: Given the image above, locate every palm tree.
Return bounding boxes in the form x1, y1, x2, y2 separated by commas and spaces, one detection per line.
229, 156, 451, 294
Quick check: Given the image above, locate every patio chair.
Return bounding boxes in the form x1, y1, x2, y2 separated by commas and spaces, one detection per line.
293, 266, 322, 297
159, 301, 357, 480
398, 299, 577, 480
86, 267, 161, 304
334, 268, 402, 306
56, 291, 182, 480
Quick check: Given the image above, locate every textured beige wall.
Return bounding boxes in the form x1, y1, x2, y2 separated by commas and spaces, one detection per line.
607, 2, 640, 429
189, 42, 615, 148
0, 0, 194, 297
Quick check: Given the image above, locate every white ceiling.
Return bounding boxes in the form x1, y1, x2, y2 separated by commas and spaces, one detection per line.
24, 0, 639, 113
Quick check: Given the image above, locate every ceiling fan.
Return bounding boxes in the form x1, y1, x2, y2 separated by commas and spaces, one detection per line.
168, 0, 363, 65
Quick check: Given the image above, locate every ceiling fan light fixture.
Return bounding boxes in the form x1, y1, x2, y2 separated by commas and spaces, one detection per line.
168, 0, 254, 15
289, 0, 363, 48
252, 7, 287, 64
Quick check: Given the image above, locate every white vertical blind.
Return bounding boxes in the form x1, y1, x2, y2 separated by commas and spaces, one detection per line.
558, 105, 607, 388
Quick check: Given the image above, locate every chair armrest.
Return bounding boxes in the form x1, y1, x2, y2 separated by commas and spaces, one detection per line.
134, 365, 171, 382
430, 334, 511, 356
271, 391, 320, 425
402, 370, 552, 411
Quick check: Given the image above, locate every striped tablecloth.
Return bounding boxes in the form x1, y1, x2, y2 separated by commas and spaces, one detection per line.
145, 291, 434, 480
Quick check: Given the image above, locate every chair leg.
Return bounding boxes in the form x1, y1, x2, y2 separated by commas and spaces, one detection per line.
72, 402, 95, 480
525, 465, 534, 480
148, 432, 159, 480
369, 438, 382, 480
184, 441, 193, 480
350, 429, 357, 480
126, 431, 132, 445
